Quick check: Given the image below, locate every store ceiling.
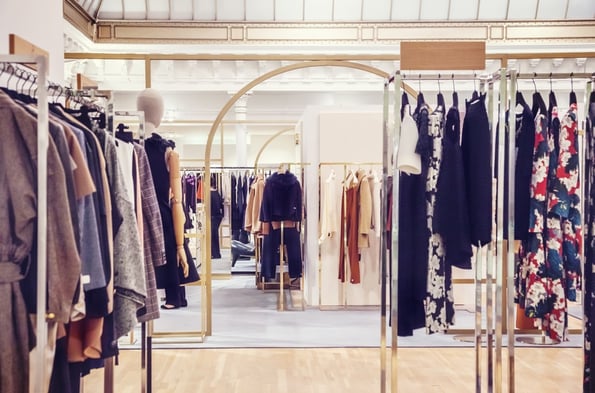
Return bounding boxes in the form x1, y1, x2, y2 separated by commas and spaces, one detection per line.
65, 1, 594, 163
75, 0, 593, 22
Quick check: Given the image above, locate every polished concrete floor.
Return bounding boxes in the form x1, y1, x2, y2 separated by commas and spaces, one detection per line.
124, 275, 583, 350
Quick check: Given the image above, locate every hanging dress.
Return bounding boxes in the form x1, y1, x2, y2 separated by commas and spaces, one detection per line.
418, 104, 454, 334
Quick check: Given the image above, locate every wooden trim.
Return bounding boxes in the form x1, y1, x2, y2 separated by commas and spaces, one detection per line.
9, 34, 49, 58
401, 41, 486, 70
8, 34, 49, 72
76, 73, 99, 89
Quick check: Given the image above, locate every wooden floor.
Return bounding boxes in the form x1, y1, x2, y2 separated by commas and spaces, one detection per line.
82, 347, 582, 393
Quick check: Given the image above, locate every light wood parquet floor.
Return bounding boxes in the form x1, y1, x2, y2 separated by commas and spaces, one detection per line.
82, 347, 581, 393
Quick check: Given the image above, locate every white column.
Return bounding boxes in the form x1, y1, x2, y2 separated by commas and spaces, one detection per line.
234, 93, 251, 167
0, 0, 64, 82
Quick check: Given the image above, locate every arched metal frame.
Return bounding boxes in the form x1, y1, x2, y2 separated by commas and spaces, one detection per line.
203, 60, 398, 336
253, 126, 296, 171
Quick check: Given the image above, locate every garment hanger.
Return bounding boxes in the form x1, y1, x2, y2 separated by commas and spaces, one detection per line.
451, 74, 458, 108
548, 74, 558, 115
569, 72, 577, 105
115, 122, 134, 143
414, 75, 425, 115
436, 74, 445, 110
516, 88, 527, 108
531, 74, 547, 117
471, 74, 479, 100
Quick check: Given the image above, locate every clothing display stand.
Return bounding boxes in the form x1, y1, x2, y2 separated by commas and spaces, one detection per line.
511, 72, 595, 349
385, 70, 509, 393
110, 110, 149, 393
277, 163, 306, 312
0, 51, 49, 393
317, 162, 383, 310
252, 162, 306, 311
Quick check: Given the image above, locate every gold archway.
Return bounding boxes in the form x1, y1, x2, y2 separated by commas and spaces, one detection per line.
203, 60, 398, 335
253, 127, 296, 171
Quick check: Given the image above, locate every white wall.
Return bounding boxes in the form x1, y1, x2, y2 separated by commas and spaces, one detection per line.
0, 0, 64, 82
302, 105, 384, 306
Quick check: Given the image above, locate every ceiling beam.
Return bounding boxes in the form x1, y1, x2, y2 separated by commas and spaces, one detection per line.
95, 0, 105, 21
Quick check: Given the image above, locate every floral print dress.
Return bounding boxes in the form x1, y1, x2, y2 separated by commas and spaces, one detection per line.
523, 103, 581, 341
584, 96, 595, 392
422, 108, 455, 334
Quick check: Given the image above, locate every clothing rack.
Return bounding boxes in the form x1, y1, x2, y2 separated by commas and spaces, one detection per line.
387, 70, 595, 393
0, 53, 49, 393
386, 70, 504, 393
257, 162, 307, 312
317, 162, 383, 310
2, 53, 123, 393
107, 110, 151, 393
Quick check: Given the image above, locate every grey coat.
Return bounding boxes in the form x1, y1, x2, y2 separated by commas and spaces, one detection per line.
0, 91, 81, 392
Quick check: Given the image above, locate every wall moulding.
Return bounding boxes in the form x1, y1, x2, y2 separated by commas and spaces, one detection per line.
66, 18, 595, 46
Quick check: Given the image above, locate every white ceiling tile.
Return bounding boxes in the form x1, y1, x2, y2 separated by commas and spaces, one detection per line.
304, 0, 333, 21
97, 0, 123, 19
275, 0, 304, 21
507, 0, 538, 19
536, 0, 564, 19
246, 0, 274, 21
566, 0, 595, 19
362, 0, 391, 21
171, 0, 193, 20
334, 0, 363, 21
194, 0, 216, 20
477, 0, 507, 20
449, 0, 479, 20
392, 0, 421, 20
420, 0, 449, 20
217, 0, 246, 21
147, 0, 169, 19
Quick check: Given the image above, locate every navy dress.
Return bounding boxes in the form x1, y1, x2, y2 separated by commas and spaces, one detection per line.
145, 134, 199, 295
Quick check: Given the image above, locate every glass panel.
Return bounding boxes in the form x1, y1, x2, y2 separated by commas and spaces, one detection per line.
507, 0, 538, 19
567, 0, 595, 19
97, 0, 123, 19
194, 0, 216, 20
275, 0, 304, 21
147, 0, 169, 20
246, 0, 274, 21
477, 0, 507, 20
333, 0, 363, 21
362, 0, 391, 21
392, 0, 421, 20
217, 0, 245, 21
420, 0, 449, 20
304, 0, 333, 21
171, 0, 194, 20
537, 0, 566, 19
449, 0, 479, 20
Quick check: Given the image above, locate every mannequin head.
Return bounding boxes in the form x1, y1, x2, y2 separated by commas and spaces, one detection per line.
136, 88, 164, 131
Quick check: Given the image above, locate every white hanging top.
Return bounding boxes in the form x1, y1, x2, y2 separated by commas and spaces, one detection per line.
396, 104, 422, 175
